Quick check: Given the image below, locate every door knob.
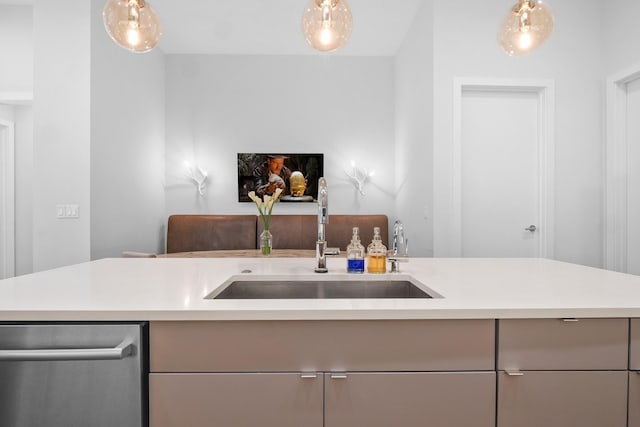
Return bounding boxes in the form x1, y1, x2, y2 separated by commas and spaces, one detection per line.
524, 225, 537, 232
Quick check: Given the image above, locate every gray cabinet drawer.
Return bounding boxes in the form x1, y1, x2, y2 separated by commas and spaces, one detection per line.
629, 318, 640, 370
151, 319, 495, 372
498, 318, 628, 370
630, 371, 640, 427
325, 372, 495, 427
150, 373, 323, 427
497, 371, 628, 427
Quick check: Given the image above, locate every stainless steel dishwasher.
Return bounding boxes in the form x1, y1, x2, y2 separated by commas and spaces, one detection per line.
0, 322, 148, 427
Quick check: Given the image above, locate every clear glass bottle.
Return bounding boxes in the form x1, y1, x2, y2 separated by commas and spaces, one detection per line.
367, 227, 387, 273
346, 227, 365, 273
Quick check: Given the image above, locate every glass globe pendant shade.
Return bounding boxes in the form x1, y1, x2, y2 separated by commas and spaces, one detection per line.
302, 0, 353, 52
498, 0, 553, 56
103, 0, 161, 53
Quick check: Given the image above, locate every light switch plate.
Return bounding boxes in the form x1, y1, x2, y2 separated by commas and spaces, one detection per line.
56, 204, 79, 219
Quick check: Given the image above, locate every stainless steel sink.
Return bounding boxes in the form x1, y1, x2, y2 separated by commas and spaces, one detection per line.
205, 275, 442, 299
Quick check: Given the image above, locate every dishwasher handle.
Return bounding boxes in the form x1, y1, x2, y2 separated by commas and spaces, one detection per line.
0, 338, 134, 361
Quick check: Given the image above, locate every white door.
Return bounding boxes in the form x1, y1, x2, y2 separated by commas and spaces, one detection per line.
0, 118, 15, 279
460, 89, 541, 257
626, 78, 640, 275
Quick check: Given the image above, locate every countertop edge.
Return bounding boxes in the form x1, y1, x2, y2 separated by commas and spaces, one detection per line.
2, 307, 640, 321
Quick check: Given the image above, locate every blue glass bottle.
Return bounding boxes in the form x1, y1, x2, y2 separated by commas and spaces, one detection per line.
347, 227, 365, 273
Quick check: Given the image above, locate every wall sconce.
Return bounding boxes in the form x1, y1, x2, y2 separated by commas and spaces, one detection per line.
498, 0, 554, 56
103, 0, 161, 53
184, 161, 208, 196
345, 161, 374, 196
302, 0, 353, 52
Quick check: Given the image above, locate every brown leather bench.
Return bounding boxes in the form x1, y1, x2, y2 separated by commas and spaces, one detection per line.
258, 214, 388, 251
166, 215, 257, 253
166, 214, 388, 254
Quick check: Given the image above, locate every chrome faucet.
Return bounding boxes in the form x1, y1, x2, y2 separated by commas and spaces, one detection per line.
315, 177, 340, 273
392, 220, 408, 256
388, 220, 409, 273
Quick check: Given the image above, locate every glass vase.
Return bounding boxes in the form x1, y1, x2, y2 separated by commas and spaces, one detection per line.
260, 229, 272, 255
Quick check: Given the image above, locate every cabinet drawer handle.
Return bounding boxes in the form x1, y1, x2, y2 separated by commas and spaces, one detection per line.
300, 373, 317, 379
505, 370, 524, 376
330, 373, 348, 379
561, 318, 579, 322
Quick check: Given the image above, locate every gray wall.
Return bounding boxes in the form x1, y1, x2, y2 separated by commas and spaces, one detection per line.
14, 105, 33, 275
394, 1, 434, 257
164, 55, 396, 237
90, 0, 166, 259
0, 5, 32, 93
32, 0, 91, 272
603, 0, 640, 76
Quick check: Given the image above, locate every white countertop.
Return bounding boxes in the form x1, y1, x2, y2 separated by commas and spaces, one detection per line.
1, 257, 640, 321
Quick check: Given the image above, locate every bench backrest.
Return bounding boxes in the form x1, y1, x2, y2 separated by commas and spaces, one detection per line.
166, 214, 389, 253
166, 215, 257, 253
257, 214, 388, 251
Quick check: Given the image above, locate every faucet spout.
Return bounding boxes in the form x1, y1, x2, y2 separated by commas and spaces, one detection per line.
315, 177, 339, 273
318, 177, 328, 219
392, 220, 408, 256
388, 220, 409, 273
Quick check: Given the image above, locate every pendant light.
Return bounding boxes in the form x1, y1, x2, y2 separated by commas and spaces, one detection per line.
302, 0, 353, 52
498, 0, 553, 56
103, 0, 161, 53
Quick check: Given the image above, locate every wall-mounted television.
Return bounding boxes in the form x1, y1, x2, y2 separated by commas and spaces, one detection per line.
237, 153, 324, 202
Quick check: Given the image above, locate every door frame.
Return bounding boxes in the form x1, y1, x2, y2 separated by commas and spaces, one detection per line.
605, 63, 640, 272
452, 78, 555, 258
0, 118, 15, 278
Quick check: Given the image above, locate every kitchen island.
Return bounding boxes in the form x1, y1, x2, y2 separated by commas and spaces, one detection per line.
0, 257, 639, 320
2, 257, 640, 427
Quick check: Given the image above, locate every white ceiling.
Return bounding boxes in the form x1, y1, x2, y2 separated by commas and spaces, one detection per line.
0, 0, 426, 56
151, 0, 425, 56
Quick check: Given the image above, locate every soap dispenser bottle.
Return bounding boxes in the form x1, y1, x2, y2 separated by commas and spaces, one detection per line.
367, 227, 387, 273
346, 227, 365, 273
